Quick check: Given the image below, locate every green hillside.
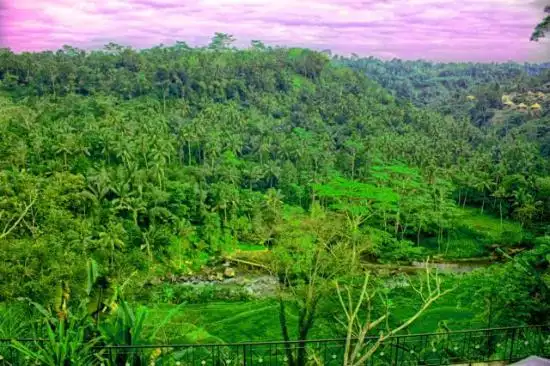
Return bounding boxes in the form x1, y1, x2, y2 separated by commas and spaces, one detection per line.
0, 39, 548, 364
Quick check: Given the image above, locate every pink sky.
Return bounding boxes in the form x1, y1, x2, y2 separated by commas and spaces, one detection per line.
1, 0, 549, 62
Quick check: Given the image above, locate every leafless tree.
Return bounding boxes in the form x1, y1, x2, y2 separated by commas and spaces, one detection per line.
336, 259, 455, 366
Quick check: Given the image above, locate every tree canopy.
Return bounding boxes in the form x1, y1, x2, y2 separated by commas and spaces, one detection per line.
0, 36, 549, 353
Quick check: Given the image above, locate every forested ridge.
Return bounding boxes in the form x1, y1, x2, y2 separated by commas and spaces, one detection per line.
339, 57, 550, 123
0, 36, 549, 359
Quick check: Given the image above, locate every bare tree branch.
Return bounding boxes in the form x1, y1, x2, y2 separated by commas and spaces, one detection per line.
0, 198, 36, 240
337, 258, 456, 366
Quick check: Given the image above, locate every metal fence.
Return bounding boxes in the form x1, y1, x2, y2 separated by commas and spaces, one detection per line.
1, 325, 549, 365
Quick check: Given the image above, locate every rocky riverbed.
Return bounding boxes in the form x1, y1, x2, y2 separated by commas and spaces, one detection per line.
147, 257, 493, 299
178, 274, 280, 298
147, 262, 280, 299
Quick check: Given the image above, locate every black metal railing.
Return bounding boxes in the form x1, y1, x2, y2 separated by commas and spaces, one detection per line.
1, 325, 549, 365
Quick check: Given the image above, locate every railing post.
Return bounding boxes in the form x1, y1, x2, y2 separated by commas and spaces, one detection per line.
537, 326, 543, 357
508, 327, 517, 363
393, 337, 400, 366
243, 343, 247, 366
486, 327, 493, 360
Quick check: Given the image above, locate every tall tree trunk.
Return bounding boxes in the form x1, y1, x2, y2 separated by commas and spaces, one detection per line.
279, 299, 295, 366
351, 154, 356, 180
297, 311, 315, 366
437, 227, 443, 253
162, 88, 167, 114
394, 209, 401, 236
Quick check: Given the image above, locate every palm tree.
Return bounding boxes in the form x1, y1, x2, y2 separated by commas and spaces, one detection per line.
492, 186, 508, 228
264, 161, 282, 188
141, 225, 159, 261
473, 173, 495, 214
97, 222, 126, 270
86, 167, 112, 203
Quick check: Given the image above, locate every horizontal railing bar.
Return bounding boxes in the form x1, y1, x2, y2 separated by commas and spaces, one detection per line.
380, 324, 550, 338
0, 338, 48, 342
2, 324, 548, 348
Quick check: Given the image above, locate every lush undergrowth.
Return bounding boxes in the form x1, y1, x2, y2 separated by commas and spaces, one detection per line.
0, 40, 548, 365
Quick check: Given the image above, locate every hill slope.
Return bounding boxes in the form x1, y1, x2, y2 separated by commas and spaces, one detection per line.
0, 46, 548, 330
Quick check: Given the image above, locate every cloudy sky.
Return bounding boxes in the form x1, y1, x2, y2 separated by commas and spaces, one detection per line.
1, 0, 549, 62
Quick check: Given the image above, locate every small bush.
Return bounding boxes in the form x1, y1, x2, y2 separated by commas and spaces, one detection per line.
153, 284, 253, 304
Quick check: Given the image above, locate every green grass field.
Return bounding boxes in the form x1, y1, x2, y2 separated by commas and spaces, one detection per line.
389, 291, 484, 334
420, 207, 523, 259
148, 300, 299, 343
145, 280, 482, 344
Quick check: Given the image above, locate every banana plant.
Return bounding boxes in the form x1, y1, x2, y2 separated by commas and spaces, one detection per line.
97, 300, 181, 365
11, 301, 100, 366
85, 258, 137, 325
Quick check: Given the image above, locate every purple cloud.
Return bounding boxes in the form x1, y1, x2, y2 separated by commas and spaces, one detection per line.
0, 0, 548, 62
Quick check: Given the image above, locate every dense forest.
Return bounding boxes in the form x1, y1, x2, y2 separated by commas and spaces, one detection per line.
0, 33, 549, 364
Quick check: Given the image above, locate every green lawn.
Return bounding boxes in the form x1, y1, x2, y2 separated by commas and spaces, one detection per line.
387, 273, 486, 334
236, 243, 266, 252
149, 300, 292, 343
457, 208, 523, 243
420, 207, 523, 259
146, 282, 483, 344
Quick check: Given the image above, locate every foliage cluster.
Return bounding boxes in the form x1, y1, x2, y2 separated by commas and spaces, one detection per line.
0, 36, 548, 358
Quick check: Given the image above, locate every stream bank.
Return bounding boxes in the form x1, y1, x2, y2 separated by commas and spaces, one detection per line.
148, 257, 495, 301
